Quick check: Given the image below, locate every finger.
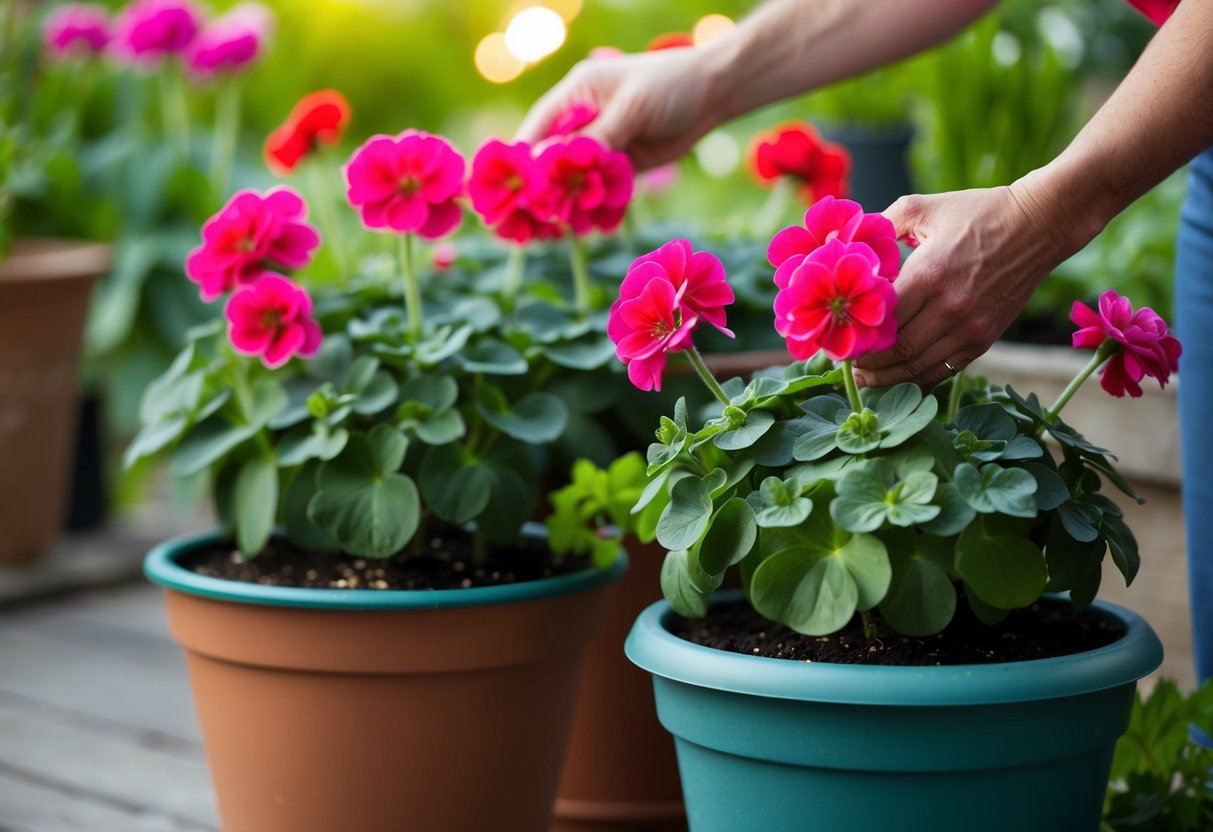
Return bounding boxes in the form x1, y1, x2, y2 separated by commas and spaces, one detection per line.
882, 194, 931, 246
515, 81, 581, 144
853, 302, 941, 373
582, 99, 634, 151
853, 335, 981, 390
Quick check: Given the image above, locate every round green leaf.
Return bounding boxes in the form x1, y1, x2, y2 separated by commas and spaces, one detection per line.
697, 498, 758, 575
419, 445, 493, 524
660, 549, 709, 618
234, 456, 278, 556
750, 550, 857, 635
308, 471, 420, 559
713, 409, 776, 451
956, 522, 1047, 609
479, 392, 568, 444
878, 541, 957, 636
656, 469, 724, 552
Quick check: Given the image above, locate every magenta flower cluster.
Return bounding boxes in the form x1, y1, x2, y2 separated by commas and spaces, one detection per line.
1071, 290, 1181, 398
185, 188, 322, 369
43, 0, 271, 77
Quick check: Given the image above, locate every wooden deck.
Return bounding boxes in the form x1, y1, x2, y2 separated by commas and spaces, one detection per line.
0, 480, 1193, 831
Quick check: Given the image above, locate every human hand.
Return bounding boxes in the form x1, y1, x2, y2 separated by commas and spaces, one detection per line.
853, 179, 1081, 389
515, 47, 726, 170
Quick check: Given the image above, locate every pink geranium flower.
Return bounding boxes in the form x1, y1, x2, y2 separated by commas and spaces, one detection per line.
468, 139, 561, 244
626, 239, 734, 337
546, 103, 599, 138
44, 4, 111, 57
767, 196, 900, 288
185, 188, 320, 302
773, 239, 897, 361
1071, 290, 1182, 397
344, 130, 465, 239
608, 270, 699, 393
530, 136, 634, 235
225, 275, 323, 369
186, 3, 271, 78
111, 0, 203, 64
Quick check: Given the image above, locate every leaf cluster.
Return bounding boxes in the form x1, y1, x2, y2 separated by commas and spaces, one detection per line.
634, 365, 1141, 637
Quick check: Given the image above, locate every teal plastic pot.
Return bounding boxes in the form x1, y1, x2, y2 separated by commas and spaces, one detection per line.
146, 526, 626, 832
626, 591, 1162, 832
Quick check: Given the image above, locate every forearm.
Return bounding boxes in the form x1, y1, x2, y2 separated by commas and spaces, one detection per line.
703, 0, 997, 122
1023, 0, 1213, 254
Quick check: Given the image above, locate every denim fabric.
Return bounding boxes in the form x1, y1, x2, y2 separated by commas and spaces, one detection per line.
1176, 145, 1213, 741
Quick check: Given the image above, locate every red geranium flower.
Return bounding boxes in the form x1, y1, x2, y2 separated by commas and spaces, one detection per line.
647, 32, 693, 51
265, 90, 351, 176
750, 122, 851, 203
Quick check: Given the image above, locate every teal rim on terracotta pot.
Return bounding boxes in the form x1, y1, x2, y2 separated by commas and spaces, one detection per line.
145, 523, 627, 611
626, 590, 1163, 707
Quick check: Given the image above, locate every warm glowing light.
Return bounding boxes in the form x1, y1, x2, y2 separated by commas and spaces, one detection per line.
543, 0, 581, 22
692, 14, 734, 46
475, 32, 526, 84
695, 131, 740, 178
504, 6, 566, 63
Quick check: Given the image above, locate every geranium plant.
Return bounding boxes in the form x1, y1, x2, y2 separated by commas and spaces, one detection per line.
611, 195, 1179, 637
126, 120, 647, 566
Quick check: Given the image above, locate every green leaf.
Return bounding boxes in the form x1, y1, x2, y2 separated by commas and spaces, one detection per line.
282, 463, 336, 551
954, 462, 1038, 518
276, 425, 349, 468
368, 424, 408, 475
544, 333, 616, 370
965, 582, 1010, 626
1058, 498, 1103, 542
413, 409, 466, 445
751, 417, 812, 467
234, 456, 278, 556
746, 477, 813, 528
399, 374, 459, 414
920, 481, 977, 537
660, 549, 709, 618
478, 392, 568, 444
956, 520, 1047, 609
751, 549, 856, 635
419, 444, 493, 524
412, 324, 474, 366
830, 462, 940, 533
351, 371, 398, 415
1044, 519, 1105, 593
696, 498, 758, 575
878, 529, 958, 636
124, 415, 187, 469
170, 417, 260, 478
792, 395, 850, 461
836, 408, 883, 453
870, 384, 939, 448
1103, 514, 1141, 586
458, 337, 527, 375
656, 468, 726, 552
1024, 462, 1069, 510
477, 447, 538, 544
713, 409, 775, 451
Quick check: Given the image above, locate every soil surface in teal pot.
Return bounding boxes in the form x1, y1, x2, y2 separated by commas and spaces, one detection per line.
626, 591, 1162, 832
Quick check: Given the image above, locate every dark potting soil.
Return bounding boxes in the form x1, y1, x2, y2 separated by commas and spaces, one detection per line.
182, 531, 586, 591
673, 598, 1125, 666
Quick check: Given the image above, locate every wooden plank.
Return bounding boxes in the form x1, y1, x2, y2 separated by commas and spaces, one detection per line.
0, 766, 214, 832
0, 697, 217, 828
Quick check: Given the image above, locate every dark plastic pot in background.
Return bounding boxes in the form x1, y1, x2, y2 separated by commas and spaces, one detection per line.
626, 590, 1162, 832
819, 123, 916, 213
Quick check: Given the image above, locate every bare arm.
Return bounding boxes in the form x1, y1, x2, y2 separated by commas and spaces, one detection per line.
517, 0, 995, 168
855, 0, 1213, 388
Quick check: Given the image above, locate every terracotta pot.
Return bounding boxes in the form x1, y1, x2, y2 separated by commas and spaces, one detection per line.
0, 239, 108, 566
145, 528, 625, 832
554, 539, 686, 832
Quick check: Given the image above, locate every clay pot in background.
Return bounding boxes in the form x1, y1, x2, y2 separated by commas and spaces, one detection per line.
554, 539, 686, 832
0, 240, 109, 565
146, 530, 625, 832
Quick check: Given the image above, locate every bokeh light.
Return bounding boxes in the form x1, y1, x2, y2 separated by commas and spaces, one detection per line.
475, 32, 526, 84
504, 7, 566, 63
692, 13, 733, 46
695, 131, 741, 178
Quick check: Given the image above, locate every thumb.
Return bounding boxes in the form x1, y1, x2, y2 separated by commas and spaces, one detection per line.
581, 98, 636, 153
882, 194, 931, 247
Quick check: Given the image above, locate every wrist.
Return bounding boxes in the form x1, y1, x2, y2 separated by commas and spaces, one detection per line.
1010, 159, 1116, 264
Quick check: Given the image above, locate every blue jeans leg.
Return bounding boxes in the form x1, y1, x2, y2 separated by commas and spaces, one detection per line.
1177, 145, 1213, 742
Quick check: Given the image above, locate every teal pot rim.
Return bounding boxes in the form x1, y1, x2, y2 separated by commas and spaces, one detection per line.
626, 590, 1162, 707
145, 524, 627, 611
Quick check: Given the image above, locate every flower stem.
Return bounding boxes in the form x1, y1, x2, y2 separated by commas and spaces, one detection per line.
398, 233, 423, 340
1043, 340, 1117, 424
842, 360, 863, 413
307, 156, 351, 279
946, 370, 966, 423
754, 175, 798, 239
159, 65, 190, 158
570, 235, 591, 318
209, 80, 240, 196
860, 609, 879, 642
686, 346, 732, 407
501, 245, 526, 313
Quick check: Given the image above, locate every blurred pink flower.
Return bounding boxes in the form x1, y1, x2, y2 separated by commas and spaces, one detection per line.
1071, 290, 1182, 397
546, 103, 599, 138
608, 266, 699, 393
768, 195, 900, 288
627, 239, 734, 337
185, 188, 320, 302
186, 3, 271, 77
43, 4, 110, 56
432, 242, 457, 271
641, 163, 679, 195
225, 275, 322, 369
774, 239, 897, 361
588, 46, 624, 60
530, 136, 634, 235
111, 0, 203, 65
344, 130, 466, 239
